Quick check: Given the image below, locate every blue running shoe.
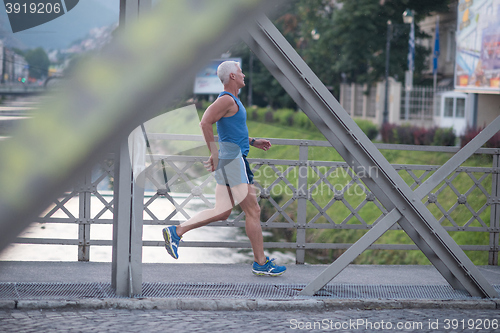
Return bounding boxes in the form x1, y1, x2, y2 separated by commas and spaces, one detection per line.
252, 257, 286, 276
162, 226, 181, 259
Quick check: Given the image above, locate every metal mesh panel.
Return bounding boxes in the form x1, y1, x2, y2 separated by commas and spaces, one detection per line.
320, 284, 472, 300
0, 283, 115, 300
1, 282, 498, 300
0, 283, 18, 299
12, 137, 499, 265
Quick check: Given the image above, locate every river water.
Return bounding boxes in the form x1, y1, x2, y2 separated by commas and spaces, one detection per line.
0, 195, 295, 264
0, 96, 295, 264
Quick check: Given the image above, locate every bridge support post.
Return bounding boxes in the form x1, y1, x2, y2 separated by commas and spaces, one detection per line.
77, 169, 91, 261
489, 152, 500, 265
295, 143, 308, 264
111, 0, 151, 297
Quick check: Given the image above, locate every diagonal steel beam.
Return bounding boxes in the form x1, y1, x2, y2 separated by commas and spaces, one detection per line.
243, 14, 497, 298
298, 209, 402, 296
300, 116, 500, 296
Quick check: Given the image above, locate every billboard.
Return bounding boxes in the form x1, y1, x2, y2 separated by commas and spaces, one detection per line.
455, 0, 500, 93
193, 58, 242, 94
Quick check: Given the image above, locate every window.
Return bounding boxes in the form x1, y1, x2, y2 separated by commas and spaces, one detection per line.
444, 97, 454, 117
440, 93, 468, 121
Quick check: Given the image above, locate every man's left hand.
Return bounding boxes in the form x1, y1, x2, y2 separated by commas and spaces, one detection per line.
253, 139, 271, 151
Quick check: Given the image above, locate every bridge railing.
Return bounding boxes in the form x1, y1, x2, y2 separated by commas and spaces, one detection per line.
0, 84, 45, 95
11, 136, 500, 265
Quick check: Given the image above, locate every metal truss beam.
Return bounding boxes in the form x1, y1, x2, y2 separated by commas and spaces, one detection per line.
300, 117, 500, 296
243, 14, 498, 298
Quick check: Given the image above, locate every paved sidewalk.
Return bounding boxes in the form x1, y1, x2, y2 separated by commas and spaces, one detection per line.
0, 262, 499, 311
0, 262, 499, 332
1, 307, 500, 333
2, 261, 499, 285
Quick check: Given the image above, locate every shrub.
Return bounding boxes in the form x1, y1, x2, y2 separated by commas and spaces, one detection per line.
433, 127, 456, 146
394, 125, 415, 145
486, 131, 500, 148
354, 119, 379, 140
293, 111, 314, 130
264, 110, 274, 123
461, 126, 500, 148
461, 126, 482, 147
275, 108, 295, 127
381, 123, 456, 146
252, 107, 269, 122
381, 123, 397, 143
413, 127, 436, 145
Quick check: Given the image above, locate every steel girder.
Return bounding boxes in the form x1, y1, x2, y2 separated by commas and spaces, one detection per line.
299, 116, 500, 296
242, 14, 498, 298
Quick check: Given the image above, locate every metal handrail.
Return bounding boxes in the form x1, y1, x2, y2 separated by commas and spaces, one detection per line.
10, 137, 500, 265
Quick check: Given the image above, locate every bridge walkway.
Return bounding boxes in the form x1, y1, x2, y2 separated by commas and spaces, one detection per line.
0, 262, 498, 310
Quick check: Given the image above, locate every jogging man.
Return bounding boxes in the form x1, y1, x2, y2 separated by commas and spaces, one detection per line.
162, 60, 286, 276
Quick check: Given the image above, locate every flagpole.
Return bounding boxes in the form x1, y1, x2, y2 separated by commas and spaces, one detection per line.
403, 9, 415, 121
433, 68, 437, 93
433, 16, 440, 94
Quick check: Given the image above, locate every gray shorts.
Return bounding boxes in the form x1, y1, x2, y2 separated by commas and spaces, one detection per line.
214, 155, 254, 188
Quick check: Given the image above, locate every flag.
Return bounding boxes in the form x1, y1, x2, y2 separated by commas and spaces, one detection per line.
408, 21, 415, 71
433, 16, 440, 75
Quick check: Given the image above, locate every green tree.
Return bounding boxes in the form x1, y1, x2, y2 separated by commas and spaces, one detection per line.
224, 0, 453, 109
24, 47, 50, 79
293, 0, 452, 91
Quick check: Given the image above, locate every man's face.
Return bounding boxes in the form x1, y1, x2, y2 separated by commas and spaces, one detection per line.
234, 65, 245, 88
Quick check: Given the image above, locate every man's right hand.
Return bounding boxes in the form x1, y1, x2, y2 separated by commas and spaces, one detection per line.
203, 154, 218, 172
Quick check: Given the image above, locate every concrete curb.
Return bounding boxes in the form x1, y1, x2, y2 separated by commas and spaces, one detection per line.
2, 298, 498, 311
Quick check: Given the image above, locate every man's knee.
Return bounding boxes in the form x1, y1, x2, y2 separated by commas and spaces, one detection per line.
213, 206, 232, 220
245, 202, 261, 220
220, 209, 232, 220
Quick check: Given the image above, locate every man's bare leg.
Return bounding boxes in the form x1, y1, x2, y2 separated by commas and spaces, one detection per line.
176, 184, 235, 237
232, 184, 266, 265
164, 181, 284, 275
176, 182, 266, 265
162, 184, 235, 259
233, 183, 286, 275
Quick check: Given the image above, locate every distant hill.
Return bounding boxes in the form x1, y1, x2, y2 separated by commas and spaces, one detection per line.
0, 0, 119, 50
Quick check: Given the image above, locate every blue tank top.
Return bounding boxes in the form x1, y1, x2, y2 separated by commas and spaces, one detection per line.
216, 91, 250, 158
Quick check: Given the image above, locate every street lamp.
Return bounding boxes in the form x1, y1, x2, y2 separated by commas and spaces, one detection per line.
383, 10, 415, 124
383, 20, 392, 124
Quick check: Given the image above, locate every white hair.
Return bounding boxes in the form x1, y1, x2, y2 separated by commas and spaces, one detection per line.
217, 61, 240, 85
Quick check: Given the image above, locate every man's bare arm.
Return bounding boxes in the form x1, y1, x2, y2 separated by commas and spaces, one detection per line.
200, 95, 235, 171
250, 138, 272, 151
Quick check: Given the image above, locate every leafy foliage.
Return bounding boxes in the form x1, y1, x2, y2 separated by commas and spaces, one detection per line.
353, 119, 379, 140
24, 47, 50, 79
226, 0, 452, 109
432, 127, 456, 146
381, 123, 455, 146
461, 126, 500, 148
